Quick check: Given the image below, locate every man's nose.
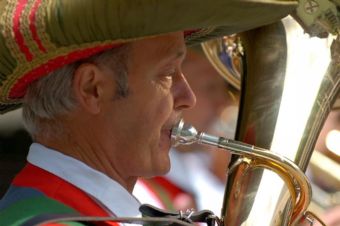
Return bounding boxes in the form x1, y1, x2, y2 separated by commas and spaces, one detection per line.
173, 73, 196, 110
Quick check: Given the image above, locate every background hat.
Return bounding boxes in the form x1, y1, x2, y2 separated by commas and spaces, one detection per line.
0, 0, 297, 113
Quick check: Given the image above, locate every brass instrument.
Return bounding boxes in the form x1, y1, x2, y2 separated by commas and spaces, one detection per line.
193, 4, 340, 225
171, 119, 311, 225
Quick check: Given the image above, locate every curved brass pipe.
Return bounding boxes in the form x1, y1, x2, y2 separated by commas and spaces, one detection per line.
171, 120, 311, 225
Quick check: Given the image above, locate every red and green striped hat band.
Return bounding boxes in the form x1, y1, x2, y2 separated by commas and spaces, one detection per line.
0, 0, 297, 113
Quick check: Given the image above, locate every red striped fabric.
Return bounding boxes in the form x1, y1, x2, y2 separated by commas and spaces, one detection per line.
13, 0, 34, 61
9, 43, 116, 98
29, 0, 47, 53
13, 163, 119, 226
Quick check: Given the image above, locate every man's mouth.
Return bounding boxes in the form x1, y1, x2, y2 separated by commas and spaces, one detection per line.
169, 121, 180, 137
160, 125, 171, 138
164, 128, 171, 138
162, 117, 182, 145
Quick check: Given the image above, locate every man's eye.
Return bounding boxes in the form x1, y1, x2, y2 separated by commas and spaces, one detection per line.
164, 69, 176, 79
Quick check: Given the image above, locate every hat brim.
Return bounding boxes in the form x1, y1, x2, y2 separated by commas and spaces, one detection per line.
0, 0, 297, 113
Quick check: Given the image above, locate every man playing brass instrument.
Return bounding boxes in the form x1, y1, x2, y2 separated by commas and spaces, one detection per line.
0, 0, 297, 225
134, 45, 235, 213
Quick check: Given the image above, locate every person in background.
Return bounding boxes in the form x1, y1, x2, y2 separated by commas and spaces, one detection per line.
309, 108, 340, 226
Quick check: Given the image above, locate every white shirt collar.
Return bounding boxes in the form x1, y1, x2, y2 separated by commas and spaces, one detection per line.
27, 143, 141, 217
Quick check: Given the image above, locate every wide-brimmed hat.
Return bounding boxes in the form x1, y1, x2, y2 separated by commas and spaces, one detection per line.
0, 0, 297, 113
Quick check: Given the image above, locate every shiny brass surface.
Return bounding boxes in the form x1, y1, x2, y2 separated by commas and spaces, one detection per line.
201, 17, 339, 225
201, 35, 243, 91
171, 120, 311, 225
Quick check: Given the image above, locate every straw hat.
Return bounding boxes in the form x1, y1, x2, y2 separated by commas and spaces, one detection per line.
0, 0, 297, 113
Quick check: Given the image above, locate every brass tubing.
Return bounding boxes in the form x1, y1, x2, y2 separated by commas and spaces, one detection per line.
171, 120, 311, 225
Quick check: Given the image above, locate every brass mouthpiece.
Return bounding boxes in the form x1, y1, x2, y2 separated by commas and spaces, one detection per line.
171, 120, 198, 146
171, 119, 256, 153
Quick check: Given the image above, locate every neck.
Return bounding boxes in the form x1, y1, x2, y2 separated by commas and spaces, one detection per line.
35, 118, 137, 193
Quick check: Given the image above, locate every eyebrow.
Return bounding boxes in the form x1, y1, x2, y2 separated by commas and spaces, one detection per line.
156, 50, 186, 70
159, 39, 186, 61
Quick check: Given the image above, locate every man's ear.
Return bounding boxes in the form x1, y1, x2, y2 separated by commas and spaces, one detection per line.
72, 63, 109, 114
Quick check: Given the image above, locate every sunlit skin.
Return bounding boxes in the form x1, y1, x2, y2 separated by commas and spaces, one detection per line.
36, 32, 196, 193
310, 110, 340, 226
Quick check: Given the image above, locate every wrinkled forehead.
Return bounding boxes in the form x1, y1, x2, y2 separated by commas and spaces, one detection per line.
155, 32, 187, 59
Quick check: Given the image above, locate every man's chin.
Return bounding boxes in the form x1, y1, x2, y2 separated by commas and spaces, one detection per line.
150, 158, 171, 177
142, 166, 170, 178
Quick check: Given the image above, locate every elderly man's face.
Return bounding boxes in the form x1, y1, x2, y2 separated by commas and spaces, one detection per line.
100, 32, 195, 179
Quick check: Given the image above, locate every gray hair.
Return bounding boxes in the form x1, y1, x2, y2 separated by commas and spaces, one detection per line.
22, 45, 130, 138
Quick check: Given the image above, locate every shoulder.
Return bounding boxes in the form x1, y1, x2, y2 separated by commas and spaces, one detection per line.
0, 185, 78, 226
